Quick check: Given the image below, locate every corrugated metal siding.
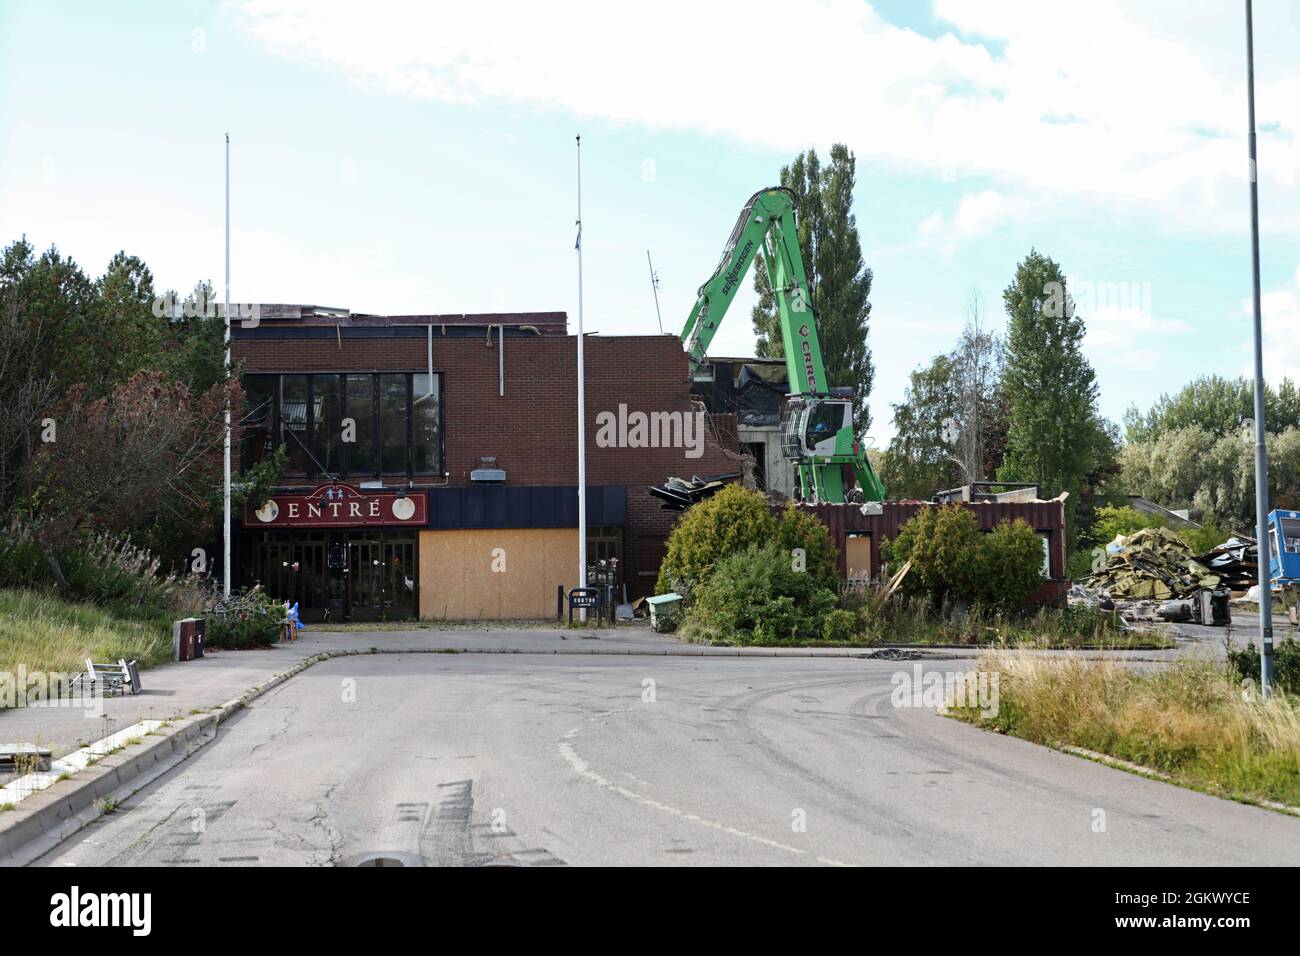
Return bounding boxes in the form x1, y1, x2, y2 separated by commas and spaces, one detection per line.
790, 499, 1069, 603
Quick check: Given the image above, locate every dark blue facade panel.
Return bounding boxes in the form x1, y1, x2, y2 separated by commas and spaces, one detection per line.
423, 485, 625, 530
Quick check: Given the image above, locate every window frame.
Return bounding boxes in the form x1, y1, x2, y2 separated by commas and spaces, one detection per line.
242, 370, 443, 481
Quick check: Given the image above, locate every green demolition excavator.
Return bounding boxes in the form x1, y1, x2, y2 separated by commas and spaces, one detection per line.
680, 187, 887, 504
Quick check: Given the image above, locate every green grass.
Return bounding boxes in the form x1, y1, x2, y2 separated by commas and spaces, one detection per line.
951, 652, 1300, 808
0, 588, 173, 679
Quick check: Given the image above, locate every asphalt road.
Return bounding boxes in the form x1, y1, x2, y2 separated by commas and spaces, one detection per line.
35, 654, 1300, 866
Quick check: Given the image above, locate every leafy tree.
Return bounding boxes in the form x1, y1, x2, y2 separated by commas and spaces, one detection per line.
1123, 374, 1300, 443
657, 484, 777, 597
880, 354, 962, 500
162, 280, 231, 397
880, 306, 1008, 500
1, 237, 249, 572
1120, 425, 1300, 529
22, 371, 240, 593
751, 144, 875, 430
997, 249, 1104, 537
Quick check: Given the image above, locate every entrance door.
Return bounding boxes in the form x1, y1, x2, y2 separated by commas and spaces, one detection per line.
346, 535, 416, 621
384, 538, 416, 619
349, 538, 384, 622
292, 535, 327, 622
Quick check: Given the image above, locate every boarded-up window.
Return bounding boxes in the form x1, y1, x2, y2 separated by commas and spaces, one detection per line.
846, 533, 872, 585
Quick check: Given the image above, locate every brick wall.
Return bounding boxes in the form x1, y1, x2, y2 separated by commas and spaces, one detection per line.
233, 331, 742, 594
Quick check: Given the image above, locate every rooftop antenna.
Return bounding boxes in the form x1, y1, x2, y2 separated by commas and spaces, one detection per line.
647, 250, 664, 334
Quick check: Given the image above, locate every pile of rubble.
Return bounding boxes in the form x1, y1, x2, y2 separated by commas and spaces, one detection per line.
648, 473, 739, 511
1196, 536, 1260, 592
1080, 527, 1220, 601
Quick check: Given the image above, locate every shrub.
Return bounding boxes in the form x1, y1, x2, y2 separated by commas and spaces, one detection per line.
776, 504, 840, 592
0, 521, 206, 620
683, 543, 839, 645
883, 504, 1044, 612
1227, 638, 1300, 696
656, 485, 777, 598
976, 519, 1047, 611
0, 516, 47, 589
883, 504, 983, 607
206, 589, 284, 649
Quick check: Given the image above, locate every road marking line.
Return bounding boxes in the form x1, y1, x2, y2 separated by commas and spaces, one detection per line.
558, 733, 852, 866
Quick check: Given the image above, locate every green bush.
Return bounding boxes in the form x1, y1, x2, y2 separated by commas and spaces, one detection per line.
0, 518, 47, 589
655, 486, 840, 598
0, 522, 206, 620
683, 543, 840, 645
206, 589, 284, 649
883, 505, 982, 606
883, 504, 1045, 612
656, 485, 777, 598
977, 520, 1048, 611
776, 503, 840, 592
1227, 638, 1300, 696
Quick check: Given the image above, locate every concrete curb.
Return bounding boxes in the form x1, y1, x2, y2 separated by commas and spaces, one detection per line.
1058, 743, 1300, 819
0, 714, 215, 866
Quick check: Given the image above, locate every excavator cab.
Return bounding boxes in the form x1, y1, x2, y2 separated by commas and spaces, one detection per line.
780, 396, 853, 459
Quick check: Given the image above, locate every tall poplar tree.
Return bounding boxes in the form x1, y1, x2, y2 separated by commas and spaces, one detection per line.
751, 144, 875, 431
997, 249, 1101, 524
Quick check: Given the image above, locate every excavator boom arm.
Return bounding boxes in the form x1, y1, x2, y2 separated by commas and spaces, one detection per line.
679, 187, 886, 503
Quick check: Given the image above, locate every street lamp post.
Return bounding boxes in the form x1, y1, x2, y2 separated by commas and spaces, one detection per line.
1245, 0, 1274, 697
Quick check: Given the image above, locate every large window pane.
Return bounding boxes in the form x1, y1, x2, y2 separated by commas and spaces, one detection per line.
241, 375, 276, 473
280, 374, 310, 474
412, 373, 440, 475
312, 374, 343, 476
346, 374, 375, 476
379, 373, 408, 474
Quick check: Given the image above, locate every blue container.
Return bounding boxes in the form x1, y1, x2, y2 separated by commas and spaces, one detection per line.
1268, 509, 1300, 584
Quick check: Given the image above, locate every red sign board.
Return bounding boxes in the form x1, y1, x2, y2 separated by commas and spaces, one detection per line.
246, 483, 427, 529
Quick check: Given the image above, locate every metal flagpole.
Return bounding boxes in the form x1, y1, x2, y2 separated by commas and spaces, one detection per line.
223, 132, 232, 599
648, 250, 664, 334
574, 134, 585, 613
1245, 0, 1274, 696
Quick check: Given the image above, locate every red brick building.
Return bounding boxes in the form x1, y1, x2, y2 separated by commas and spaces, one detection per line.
231, 306, 742, 621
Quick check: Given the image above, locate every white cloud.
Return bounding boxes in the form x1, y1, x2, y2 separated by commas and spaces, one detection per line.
917, 190, 1014, 256
1246, 266, 1300, 386
233, 0, 1300, 233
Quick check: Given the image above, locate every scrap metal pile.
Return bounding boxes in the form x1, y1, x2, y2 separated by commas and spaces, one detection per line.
648, 473, 740, 511
1196, 536, 1260, 591
1080, 527, 1220, 601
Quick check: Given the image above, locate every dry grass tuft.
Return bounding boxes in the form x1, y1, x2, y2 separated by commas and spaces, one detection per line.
954, 651, 1300, 807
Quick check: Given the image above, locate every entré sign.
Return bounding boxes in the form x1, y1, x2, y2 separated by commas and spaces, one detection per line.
247, 483, 427, 528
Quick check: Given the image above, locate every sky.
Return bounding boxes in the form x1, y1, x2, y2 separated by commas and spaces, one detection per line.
2, 0, 1298, 445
